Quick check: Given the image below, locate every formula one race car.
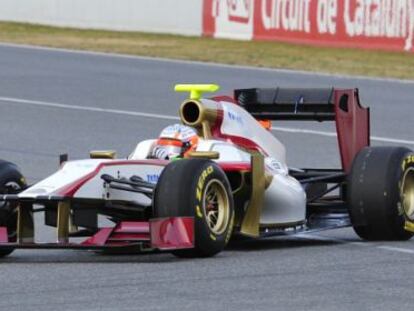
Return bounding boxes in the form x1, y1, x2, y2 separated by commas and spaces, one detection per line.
0, 84, 414, 258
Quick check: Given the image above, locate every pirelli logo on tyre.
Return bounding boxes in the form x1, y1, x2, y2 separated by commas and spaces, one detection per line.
402, 155, 414, 170
196, 165, 214, 201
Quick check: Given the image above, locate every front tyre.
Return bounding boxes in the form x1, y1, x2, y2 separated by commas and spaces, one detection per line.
154, 159, 234, 257
348, 147, 414, 241
0, 160, 27, 257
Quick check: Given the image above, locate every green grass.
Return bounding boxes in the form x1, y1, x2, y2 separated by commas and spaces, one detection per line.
0, 22, 413, 80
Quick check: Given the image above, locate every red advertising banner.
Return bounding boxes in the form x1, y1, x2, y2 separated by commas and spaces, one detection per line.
203, 0, 414, 52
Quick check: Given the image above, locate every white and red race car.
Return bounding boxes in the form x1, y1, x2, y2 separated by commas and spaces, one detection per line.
0, 84, 413, 258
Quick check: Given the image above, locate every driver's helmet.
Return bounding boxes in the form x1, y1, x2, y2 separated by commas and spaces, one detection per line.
151, 124, 199, 160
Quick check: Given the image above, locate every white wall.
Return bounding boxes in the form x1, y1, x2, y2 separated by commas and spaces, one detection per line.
0, 0, 203, 36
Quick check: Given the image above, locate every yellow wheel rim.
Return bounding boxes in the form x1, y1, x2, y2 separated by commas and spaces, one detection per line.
402, 167, 414, 221
203, 179, 230, 235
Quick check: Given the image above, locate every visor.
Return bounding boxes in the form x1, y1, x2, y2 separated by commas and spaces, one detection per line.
160, 145, 182, 159
157, 138, 184, 147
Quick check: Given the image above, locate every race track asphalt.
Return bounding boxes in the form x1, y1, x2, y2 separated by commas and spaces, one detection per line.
0, 44, 413, 311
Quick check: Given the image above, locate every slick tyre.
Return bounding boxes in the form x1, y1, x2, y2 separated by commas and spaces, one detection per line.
348, 147, 414, 241
154, 159, 234, 257
0, 160, 27, 257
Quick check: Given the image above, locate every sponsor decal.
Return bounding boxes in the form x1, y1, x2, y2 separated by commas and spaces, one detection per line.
203, 0, 414, 52
265, 157, 286, 174
265, 158, 282, 170
147, 174, 160, 184
261, 0, 312, 33
227, 110, 244, 125
227, 0, 254, 23
205, 0, 255, 39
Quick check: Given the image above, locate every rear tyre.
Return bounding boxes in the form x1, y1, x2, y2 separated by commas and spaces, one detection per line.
154, 159, 234, 257
348, 147, 414, 241
0, 160, 27, 257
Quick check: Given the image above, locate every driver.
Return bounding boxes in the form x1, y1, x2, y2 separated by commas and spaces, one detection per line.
150, 124, 199, 160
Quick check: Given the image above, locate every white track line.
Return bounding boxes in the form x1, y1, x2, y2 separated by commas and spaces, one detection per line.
0, 42, 414, 85
297, 233, 414, 255
1, 96, 414, 146
0, 96, 179, 121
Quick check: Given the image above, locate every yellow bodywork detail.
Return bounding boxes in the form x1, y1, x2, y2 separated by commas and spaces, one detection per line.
240, 152, 266, 237
90, 150, 117, 159
174, 84, 220, 100
17, 203, 34, 243
404, 221, 414, 232
187, 151, 220, 160
57, 202, 70, 243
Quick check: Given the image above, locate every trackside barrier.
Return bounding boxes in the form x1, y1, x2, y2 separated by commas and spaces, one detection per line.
0, 0, 412, 52
203, 0, 414, 52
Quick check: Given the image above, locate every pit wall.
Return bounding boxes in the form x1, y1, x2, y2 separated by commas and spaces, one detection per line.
0, 0, 412, 52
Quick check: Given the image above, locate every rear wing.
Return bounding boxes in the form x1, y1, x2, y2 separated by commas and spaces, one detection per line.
234, 88, 370, 172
